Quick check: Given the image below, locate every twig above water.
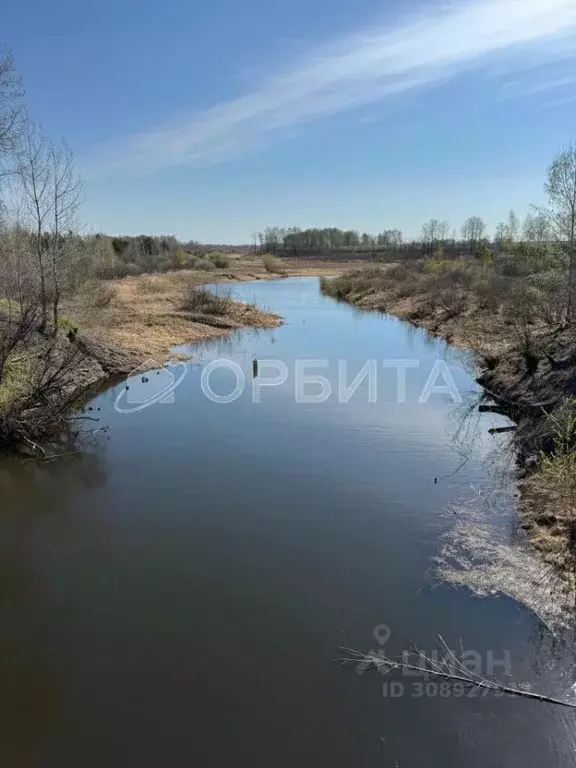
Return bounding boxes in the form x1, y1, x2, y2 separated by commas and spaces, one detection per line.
338, 636, 576, 709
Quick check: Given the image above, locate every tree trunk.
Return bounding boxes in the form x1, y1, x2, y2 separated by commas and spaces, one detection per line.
38, 256, 47, 334
52, 291, 59, 337
568, 212, 575, 325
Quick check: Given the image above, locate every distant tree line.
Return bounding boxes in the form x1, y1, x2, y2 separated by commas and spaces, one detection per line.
254, 206, 559, 262
87, 234, 205, 278
252, 226, 404, 258
256, 147, 575, 322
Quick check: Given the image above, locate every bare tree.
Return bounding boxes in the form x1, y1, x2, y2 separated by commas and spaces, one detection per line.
17, 124, 84, 334
387, 229, 403, 247
461, 216, 485, 253
18, 122, 51, 332
523, 211, 551, 243
421, 219, 449, 255
505, 209, 520, 242
0, 48, 24, 176
0, 215, 36, 310
437, 220, 450, 241
422, 219, 449, 244
421, 219, 434, 245
544, 144, 576, 323
494, 222, 507, 244
47, 139, 84, 333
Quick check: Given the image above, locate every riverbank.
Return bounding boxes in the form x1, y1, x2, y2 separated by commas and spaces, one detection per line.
0, 256, 353, 453
66, 254, 357, 361
67, 272, 281, 363
320, 262, 576, 590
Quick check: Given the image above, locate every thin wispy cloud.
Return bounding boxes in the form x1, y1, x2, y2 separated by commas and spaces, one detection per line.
500, 73, 576, 97
89, 0, 576, 176
547, 93, 576, 108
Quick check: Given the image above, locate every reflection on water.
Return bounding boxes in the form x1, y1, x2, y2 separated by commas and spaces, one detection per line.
0, 277, 575, 768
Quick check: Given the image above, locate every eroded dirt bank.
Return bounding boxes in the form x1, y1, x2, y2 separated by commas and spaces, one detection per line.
321, 265, 576, 596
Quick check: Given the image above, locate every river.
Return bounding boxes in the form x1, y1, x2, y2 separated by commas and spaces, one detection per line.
0, 277, 574, 767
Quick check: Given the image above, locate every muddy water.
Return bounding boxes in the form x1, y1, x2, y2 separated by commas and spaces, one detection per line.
0, 277, 574, 767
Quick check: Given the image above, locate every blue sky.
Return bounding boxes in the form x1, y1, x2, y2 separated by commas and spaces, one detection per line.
4, 0, 576, 242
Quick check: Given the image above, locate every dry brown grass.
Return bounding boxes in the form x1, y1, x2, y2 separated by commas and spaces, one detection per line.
210, 254, 356, 281
520, 401, 576, 582
63, 255, 355, 362
64, 267, 282, 362
521, 455, 576, 582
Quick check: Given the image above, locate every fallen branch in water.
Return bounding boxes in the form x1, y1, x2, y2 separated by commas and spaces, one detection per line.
21, 436, 47, 458
68, 415, 100, 422
488, 426, 516, 435
339, 635, 576, 709
24, 450, 80, 463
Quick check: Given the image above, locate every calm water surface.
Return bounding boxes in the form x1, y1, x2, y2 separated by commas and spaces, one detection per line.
1, 277, 575, 767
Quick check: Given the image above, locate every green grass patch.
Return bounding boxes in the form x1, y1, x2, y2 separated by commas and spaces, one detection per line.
57, 315, 80, 332
0, 355, 32, 410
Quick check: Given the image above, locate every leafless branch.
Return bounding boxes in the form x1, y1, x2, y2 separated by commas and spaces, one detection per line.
339, 638, 576, 709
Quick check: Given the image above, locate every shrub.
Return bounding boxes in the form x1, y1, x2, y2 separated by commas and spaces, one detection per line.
473, 273, 511, 312
180, 286, 233, 315
123, 262, 141, 277
512, 318, 541, 374
262, 254, 286, 274
498, 255, 530, 278
171, 249, 188, 270
206, 252, 230, 269
386, 261, 424, 281
501, 282, 537, 324
538, 400, 576, 485
81, 279, 115, 308
189, 256, 216, 271
527, 271, 567, 326
546, 399, 576, 456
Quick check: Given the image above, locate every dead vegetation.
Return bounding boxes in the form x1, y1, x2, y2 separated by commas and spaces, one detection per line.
519, 402, 576, 580
180, 284, 234, 316
262, 254, 287, 275
437, 484, 574, 632
0, 303, 92, 452
63, 253, 352, 364
341, 635, 576, 707
65, 270, 281, 363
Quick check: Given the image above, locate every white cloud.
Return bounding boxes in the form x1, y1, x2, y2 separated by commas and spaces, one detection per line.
89, 0, 576, 176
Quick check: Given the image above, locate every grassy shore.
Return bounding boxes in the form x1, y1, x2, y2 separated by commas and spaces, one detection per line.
0, 255, 352, 453
65, 254, 355, 361
321, 260, 576, 586
67, 270, 281, 363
